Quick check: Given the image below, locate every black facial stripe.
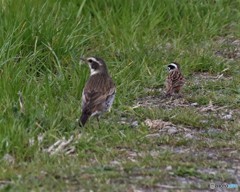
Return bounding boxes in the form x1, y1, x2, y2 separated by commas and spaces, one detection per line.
168, 65, 176, 70
91, 62, 99, 70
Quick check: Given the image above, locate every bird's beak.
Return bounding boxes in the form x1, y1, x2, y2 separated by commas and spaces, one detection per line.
80, 57, 87, 64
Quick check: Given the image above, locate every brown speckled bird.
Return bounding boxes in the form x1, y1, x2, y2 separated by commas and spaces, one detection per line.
165, 62, 185, 97
79, 57, 116, 127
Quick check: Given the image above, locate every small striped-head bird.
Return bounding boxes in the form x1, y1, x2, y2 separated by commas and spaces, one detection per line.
165, 62, 185, 97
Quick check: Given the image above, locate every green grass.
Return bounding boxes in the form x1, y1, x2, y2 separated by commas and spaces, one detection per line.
0, 0, 240, 191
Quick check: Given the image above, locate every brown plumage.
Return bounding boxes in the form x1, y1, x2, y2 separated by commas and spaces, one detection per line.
165, 62, 185, 97
79, 57, 116, 127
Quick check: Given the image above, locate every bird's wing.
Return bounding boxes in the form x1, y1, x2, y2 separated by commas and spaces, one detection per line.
169, 71, 185, 87
81, 74, 115, 114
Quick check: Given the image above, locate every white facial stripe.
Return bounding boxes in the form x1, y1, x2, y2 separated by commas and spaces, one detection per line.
169, 63, 178, 69
90, 68, 100, 75
87, 57, 97, 62
87, 57, 102, 65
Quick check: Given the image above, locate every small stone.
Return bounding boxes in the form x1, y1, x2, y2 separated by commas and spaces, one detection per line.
232, 39, 240, 46
38, 134, 44, 143
191, 102, 198, 106
185, 133, 194, 139
165, 42, 172, 50
168, 127, 178, 134
3, 154, 15, 164
29, 138, 35, 146
207, 128, 221, 135
131, 121, 138, 127
121, 117, 127, 121
145, 133, 160, 138
110, 160, 121, 166
200, 120, 209, 124
222, 114, 232, 120
166, 165, 172, 171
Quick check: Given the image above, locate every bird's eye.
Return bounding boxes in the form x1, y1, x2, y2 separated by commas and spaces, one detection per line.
88, 59, 93, 63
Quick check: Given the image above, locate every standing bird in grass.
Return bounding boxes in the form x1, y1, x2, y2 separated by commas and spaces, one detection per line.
79, 57, 116, 127
165, 62, 185, 97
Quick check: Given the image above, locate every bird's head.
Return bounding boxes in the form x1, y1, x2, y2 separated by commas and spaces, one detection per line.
80, 57, 108, 75
167, 62, 180, 72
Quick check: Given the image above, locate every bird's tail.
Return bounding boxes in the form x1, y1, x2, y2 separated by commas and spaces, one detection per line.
79, 114, 89, 127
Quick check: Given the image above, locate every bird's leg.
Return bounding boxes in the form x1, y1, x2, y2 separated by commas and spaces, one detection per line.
97, 116, 101, 128
165, 90, 173, 98
176, 93, 183, 99
174, 89, 183, 98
